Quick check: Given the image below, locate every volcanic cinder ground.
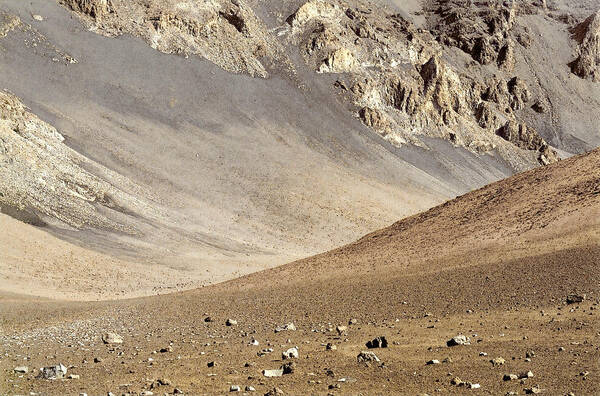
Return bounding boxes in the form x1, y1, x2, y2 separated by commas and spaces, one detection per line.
1, 0, 600, 395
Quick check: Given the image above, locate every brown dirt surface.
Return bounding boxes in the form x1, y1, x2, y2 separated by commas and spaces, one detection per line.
2, 148, 598, 395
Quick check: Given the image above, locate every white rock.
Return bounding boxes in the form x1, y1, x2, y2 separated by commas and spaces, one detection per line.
14, 366, 28, 373
102, 333, 123, 344
263, 369, 284, 377
32, 14, 44, 21
230, 385, 241, 392
274, 323, 296, 332
282, 347, 299, 359
447, 335, 470, 346
336, 325, 348, 334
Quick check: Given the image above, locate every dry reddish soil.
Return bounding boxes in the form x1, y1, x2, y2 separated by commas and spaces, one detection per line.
1, 149, 599, 396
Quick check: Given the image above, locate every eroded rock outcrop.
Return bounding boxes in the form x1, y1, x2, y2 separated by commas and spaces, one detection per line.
570, 10, 600, 82
61, 0, 114, 20
285, 0, 557, 166
427, 0, 516, 66
59, 0, 289, 77
0, 91, 151, 231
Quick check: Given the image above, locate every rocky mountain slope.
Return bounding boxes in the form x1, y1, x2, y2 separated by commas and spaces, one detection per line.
2, 145, 598, 396
0, 0, 599, 297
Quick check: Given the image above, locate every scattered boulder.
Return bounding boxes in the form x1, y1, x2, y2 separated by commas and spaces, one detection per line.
504, 373, 519, 381
230, 385, 241, 392
264, 387, 285, 396
447, 335, 470, 347
32, 14, 44, 21
274, 323, 296, 332
519, 371, 534, 379
426, 359, 440, 365
357, 351, 380, 363
14, 366, 28, 373
262, 368, 284, 377
326, 343, 337, 350
525, 386, 542, 394
245, 386, 256, 392
566, 294, 585, 304
282, 347, 299, 360
38, 364, 67, 380
335, 325, 348, 335
282, 361, 295, 374
366, 336, 388, 349
451, 377, 479, 389
102, 332, 123, 344
226, 318, 238, 326
450, 377, 463, 386
491, 357, 506, 366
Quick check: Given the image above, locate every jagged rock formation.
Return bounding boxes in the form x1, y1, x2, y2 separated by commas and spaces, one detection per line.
284, 0, 557, 167
59, 0, 289, 77
61, 0, 114, 19
427, 0, 517, 69
55, 0, 579, 167
0, 91, 151, 232
570, 10, 600, 81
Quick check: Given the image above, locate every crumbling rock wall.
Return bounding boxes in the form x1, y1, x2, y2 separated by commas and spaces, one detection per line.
61, 0, 114, 20
285, 0, 557, 167
59, 0, 289, 78
569, 10, 600, 82
0, 91, 155, 232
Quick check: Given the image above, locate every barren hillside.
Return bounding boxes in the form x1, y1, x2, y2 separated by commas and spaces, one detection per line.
2, 146, 598, 396
0, 0, 599, 298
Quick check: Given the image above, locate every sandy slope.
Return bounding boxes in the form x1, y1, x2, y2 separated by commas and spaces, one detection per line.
2, 148, 598, 395
1, 0, 600, 300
